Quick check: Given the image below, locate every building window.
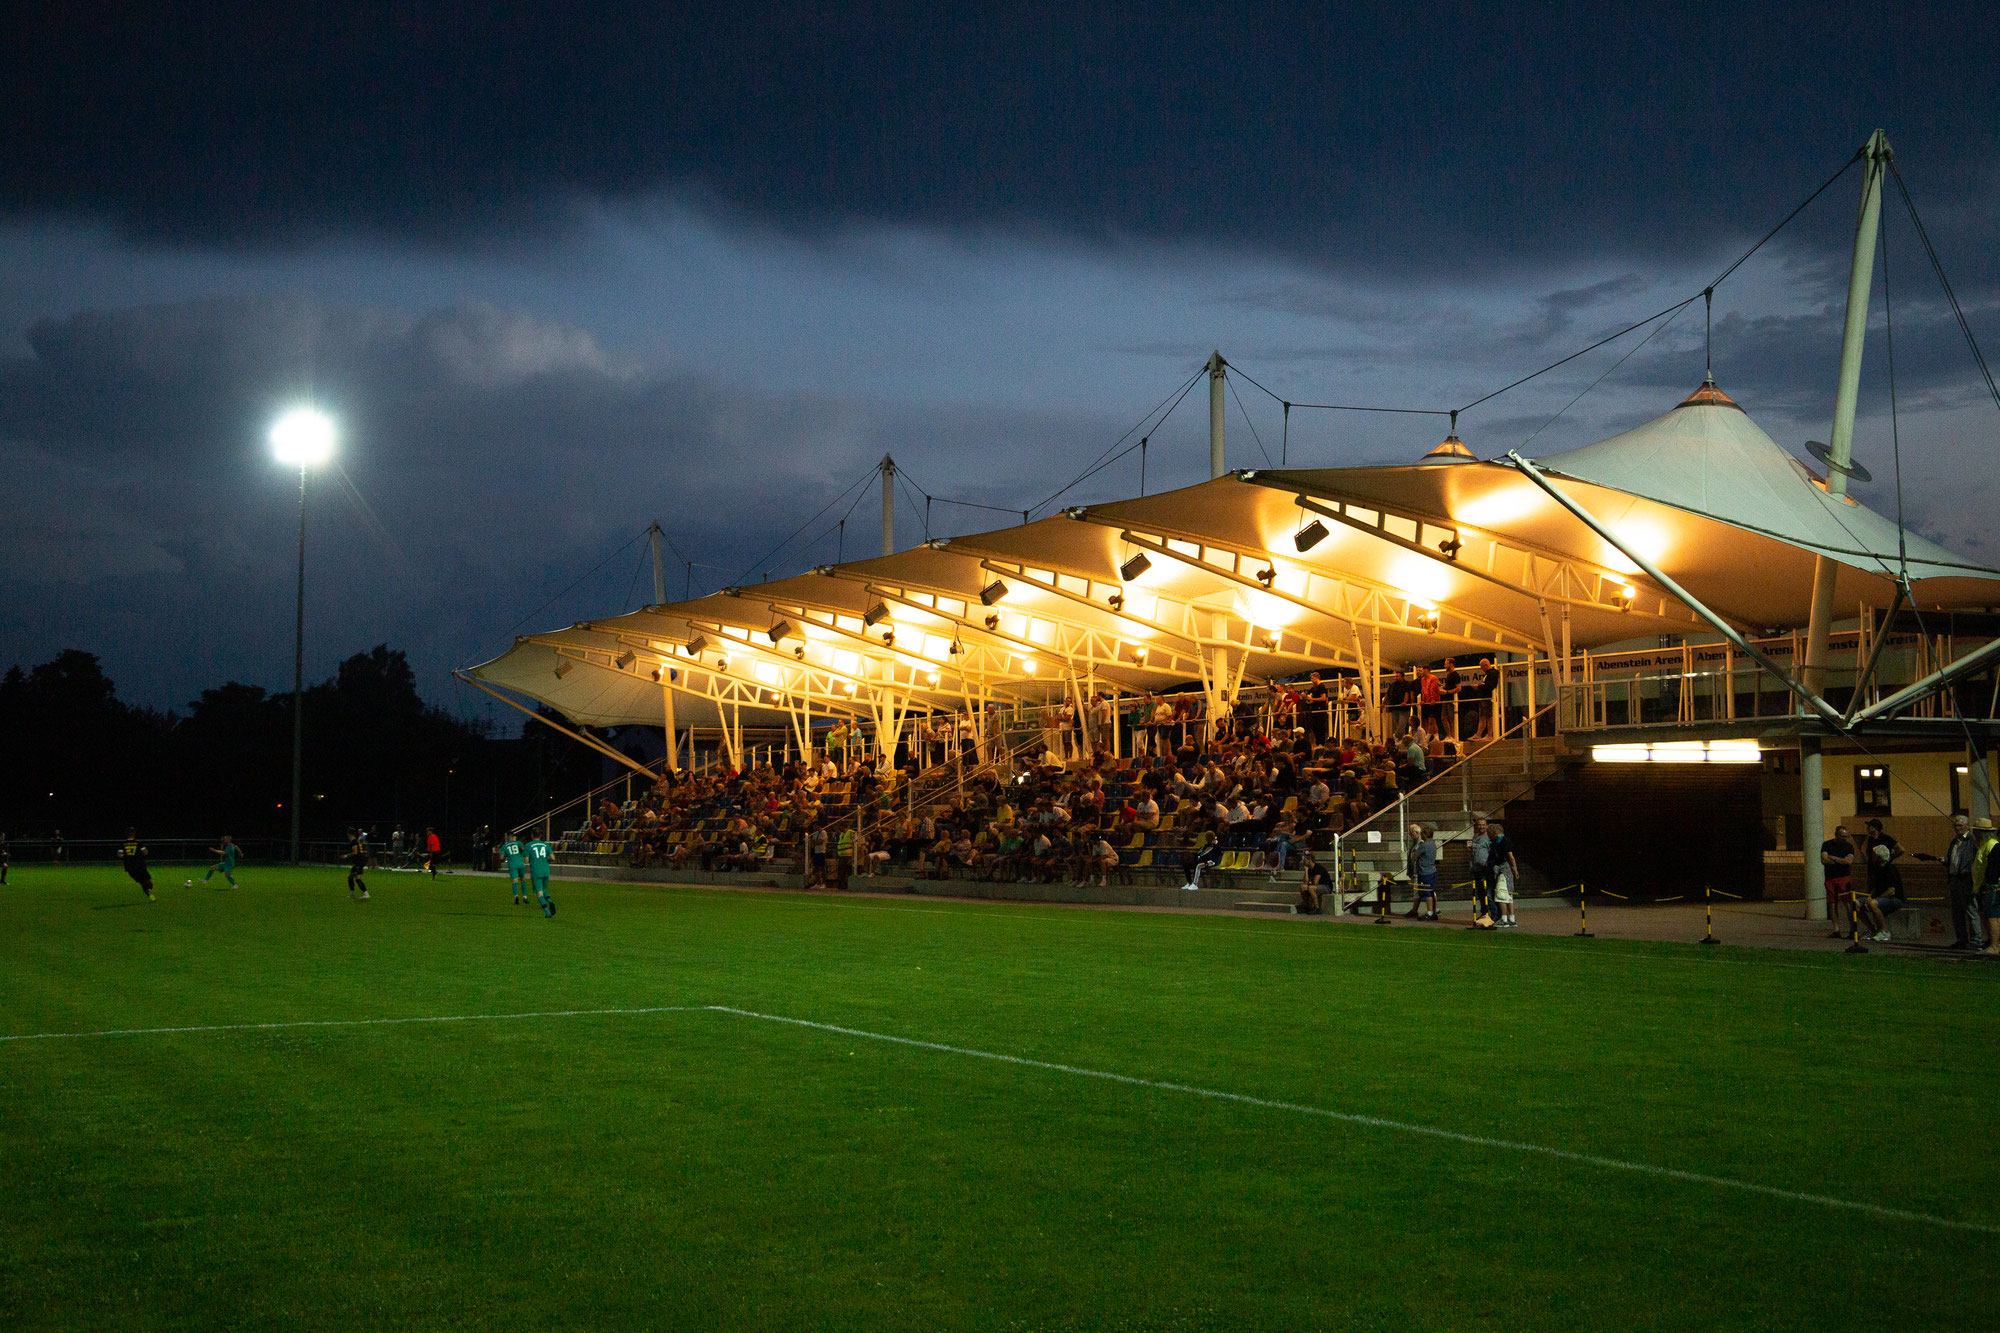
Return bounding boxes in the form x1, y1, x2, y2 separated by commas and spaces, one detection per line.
1951, 764, 1971, 816
1854, 766, 1892, 817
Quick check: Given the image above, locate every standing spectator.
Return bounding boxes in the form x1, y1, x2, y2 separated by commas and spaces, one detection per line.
1, 832, 9, 884
1305, 672, 1331, 742
1416, 666, 1444, 736
1383, 667, 1413, 736
424, 826, 443, 879
1821, 823, 1857, 932
1092, 694, 1114, 754
1407, 823, 1439, 921
1468, 815, 1494, 923
1341, 678, 1366, 740
1440, 658, 1463, 740
1943, 815, 1986, 950
1488, 819, 1521, 928
51, 829, 65, 866
1977, 818, 2000, 956
1474, 657, 1501, 740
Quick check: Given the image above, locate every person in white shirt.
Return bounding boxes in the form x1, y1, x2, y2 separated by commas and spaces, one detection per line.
1090, 836, 1119, 886
1226, 799, 1251, 825
1135, 795, 1161, 831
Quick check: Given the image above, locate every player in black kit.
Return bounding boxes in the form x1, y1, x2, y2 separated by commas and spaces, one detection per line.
347, 829, 371, 900
120, 829, 156, 900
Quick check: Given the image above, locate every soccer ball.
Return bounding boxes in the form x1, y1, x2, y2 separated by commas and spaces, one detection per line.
184, 879, 193, 887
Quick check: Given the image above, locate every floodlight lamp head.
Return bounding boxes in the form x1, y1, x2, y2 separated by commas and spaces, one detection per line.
715, 656, 729, 672
614, 649, 636, 670
984, 613, 1000, 631
880, 630, 895, 646
1107, 593, 1125, 612
1416, 609, 1441, 633
1294, 519, 1328, 553
1438, 535, 1463, 561
1063, 506, 1089, 520
1613, 586, 1636, 613
553, 660, 574, 679
863, 602, 892, 626
980, 580, 1008, 607
767, 620, 794, 644
1119, 552, 1152, 583
684, 635, 708, 658
794, 646, 806, 660
650, 668, 663, 682
269, 406, 336, 468
1255, 566, 1276, 587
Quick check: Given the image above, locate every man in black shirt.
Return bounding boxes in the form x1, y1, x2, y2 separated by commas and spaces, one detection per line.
1305, 673, 1331, 743
1821, 825, 1857, 935
1298, 852, 1331, 914
119, 829, 155, 901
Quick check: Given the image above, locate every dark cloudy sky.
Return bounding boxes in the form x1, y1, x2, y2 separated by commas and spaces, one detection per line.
5, 3, 1998, 723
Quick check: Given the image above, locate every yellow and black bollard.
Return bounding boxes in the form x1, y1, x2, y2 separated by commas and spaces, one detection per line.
1843, 889, 1869, 955
1574, 882, 1593, 937
1700, 883, 1718, 945
1375, 872, 1392, 925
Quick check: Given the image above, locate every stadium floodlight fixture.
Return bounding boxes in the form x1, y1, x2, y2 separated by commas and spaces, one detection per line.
614, 649, 636, 670
1293, 519, 1328, 553
979, 579, 1008, 607
1119, 552, 1151, 582
1107, 592, 1125, 612
269, 407, 337, 468
768, 620, 795, 644
1255, 566, 1276, 587
864, 602, 893, 626
683, 634, 708, 658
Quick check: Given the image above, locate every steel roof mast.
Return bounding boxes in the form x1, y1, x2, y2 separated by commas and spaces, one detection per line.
1799, 128, 1893, 922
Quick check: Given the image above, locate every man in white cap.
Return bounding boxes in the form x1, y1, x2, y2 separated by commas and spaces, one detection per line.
1943, 815, 1987, 950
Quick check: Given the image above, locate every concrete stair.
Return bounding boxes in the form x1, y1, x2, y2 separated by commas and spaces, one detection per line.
1338, 733, 1573, 901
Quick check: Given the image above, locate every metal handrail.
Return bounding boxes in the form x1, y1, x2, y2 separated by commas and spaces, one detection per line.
1332, 701, 1557, 871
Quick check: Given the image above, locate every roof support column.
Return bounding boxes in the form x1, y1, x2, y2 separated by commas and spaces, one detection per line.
1801, 739, 1827, 921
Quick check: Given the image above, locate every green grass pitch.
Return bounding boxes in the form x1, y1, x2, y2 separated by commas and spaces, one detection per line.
1, 865, 1992, 1330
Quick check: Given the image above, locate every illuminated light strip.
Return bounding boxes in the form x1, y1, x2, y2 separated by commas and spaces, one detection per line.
1593, 741, 1762, 764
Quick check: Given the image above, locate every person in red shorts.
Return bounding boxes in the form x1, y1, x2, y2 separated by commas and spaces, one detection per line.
1822, 823, 1857, 935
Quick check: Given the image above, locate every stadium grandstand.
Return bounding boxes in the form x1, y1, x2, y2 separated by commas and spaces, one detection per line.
462, 132, 2000, 931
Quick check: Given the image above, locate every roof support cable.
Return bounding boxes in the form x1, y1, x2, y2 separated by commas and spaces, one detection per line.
1281, 402, 1290, 466
1890, 163, 2000, 417
1226, 371, 1273, 466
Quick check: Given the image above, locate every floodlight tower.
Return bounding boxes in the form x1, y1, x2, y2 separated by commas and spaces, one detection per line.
270, 407, 336, 863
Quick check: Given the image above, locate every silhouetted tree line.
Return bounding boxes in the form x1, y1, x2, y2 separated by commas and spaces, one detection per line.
0, 646, 613, 846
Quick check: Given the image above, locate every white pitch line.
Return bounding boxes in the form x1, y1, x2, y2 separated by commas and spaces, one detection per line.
0, 1006, 704, 1044
707, 1005, 1999, 1236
